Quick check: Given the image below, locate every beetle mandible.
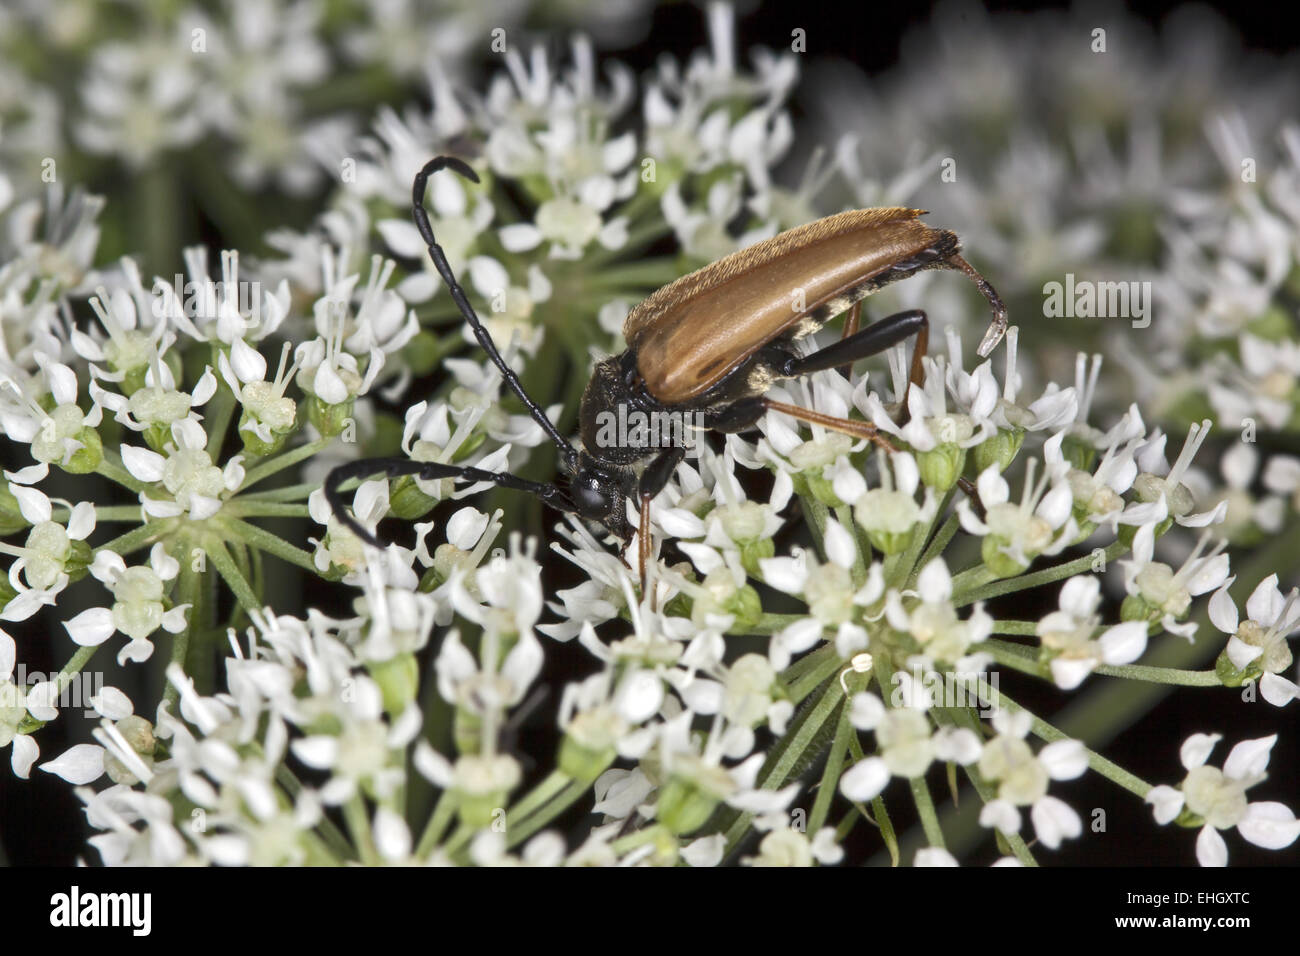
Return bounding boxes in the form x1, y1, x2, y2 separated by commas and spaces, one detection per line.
325, 156, 1008, 591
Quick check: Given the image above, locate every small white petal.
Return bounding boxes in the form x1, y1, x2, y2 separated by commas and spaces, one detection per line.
1146, 785, 1185, 824
11, 734, 39, 778
499, 223, 542, 252
1098, 621, 1148, 665
1245, 575, 1282, 626
979, 799, 1021, 834
1040, 739, 1088, 780
63, 607, 116, 646
1031, 795, 1082, 849
1260, 672, 1300, 707
1049, 657, 1096, 690
916, 558, 952, 603
90, 686, 134, 720
1237, 802, 1300, 850
1208, 584, 1239, 634
413, 741, 453, 787
373, 807, 412, 861
11, 486, 51, 524
823, 519, 857, 570
1226, 636, 1263, 671
1222, 735, 1276, 781
932, 727, 982, 765
848, 692, 884, 730
40, 744, 105, 784
291, 736, 339, 769
839, 757, 889, 801
121, 445, 166, 482
914, 847, 959, 867
1196, 825, 1228, 867
681, 834, 725, 868
1179, 733, 1222, 770
615, 670, 664, 724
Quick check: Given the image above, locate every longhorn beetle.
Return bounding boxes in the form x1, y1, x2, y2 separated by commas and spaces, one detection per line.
325, 156, 1008, 593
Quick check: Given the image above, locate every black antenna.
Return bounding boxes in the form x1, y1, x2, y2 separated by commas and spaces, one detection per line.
411, 157, 579, 469
324, 457, 572, 548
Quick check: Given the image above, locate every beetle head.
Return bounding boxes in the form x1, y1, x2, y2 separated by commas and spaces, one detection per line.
565, 450, 633, 541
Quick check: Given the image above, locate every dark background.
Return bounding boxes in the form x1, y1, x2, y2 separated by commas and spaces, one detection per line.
1, 0, 1297, 867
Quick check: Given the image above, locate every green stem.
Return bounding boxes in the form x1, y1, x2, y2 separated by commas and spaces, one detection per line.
222, 517, 320, 574
274, 765, 354, 862
723, 679, 844, 856
344, 796, 380, 865
505, 771, 570, 825
787, 648, 846, 704
237, 483, 318, 503
978, 678, 1151, 799
204, 382, 237, 458
1092, 662, 1221, 685
94, 520, 168, 558
800, 493, 830, 558
94, 452, 148, 493
204, 539, 262, 613
909, 775, 946, 850
780, 643, 837, 691
909, 511, 960, 588
504, 779, 589, 850
415, 791, 457, 859
953, 541, 1128, 608
740, 612, 807, 636
238, 437, 334, 492
53, 505, 142, 523
226, 502, 312, 519
891, 495, 944, 589
834, 504, 868, 586
808, 701, 852, 834
981, 639, 1050, 678
869, 795, 900, 865
165, 547, 204, 708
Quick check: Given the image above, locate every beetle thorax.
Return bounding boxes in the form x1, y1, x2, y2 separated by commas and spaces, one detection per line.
578, 355, 649, 466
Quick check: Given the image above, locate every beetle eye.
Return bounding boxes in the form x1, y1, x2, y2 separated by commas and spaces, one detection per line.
571, 472, 614, 520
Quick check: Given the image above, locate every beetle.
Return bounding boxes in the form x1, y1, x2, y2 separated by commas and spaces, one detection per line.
325, 155, 1008, 590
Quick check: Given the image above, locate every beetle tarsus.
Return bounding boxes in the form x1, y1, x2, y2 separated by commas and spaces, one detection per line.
945, 253, 1008, 357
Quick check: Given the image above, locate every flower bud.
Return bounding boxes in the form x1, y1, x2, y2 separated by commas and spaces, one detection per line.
981, 535, 1027, 579
388, 474, 439, 521
368, 652, 419, 713
0, 482, 27, 536
973, 427, 1024, 473
305, 394, 356, 439
655, 776, 721, 836
916, 443, 965, 492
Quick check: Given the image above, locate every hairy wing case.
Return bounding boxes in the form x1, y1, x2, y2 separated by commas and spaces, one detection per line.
627, 208, 955, 405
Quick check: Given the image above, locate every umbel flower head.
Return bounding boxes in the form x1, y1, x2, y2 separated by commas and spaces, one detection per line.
0, 0, 1295, 869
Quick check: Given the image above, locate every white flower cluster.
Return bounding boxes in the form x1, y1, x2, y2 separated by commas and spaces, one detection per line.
0, 2, 1296, 869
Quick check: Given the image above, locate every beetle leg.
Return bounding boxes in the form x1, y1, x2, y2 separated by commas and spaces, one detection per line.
634, 446, 685, 610
783, 309, 929, 395
762, 399, 897, 453
957, 476, 985, 519
638, 492, 654, 610
945, 254, 1008, 358
837, 300, 863, 379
